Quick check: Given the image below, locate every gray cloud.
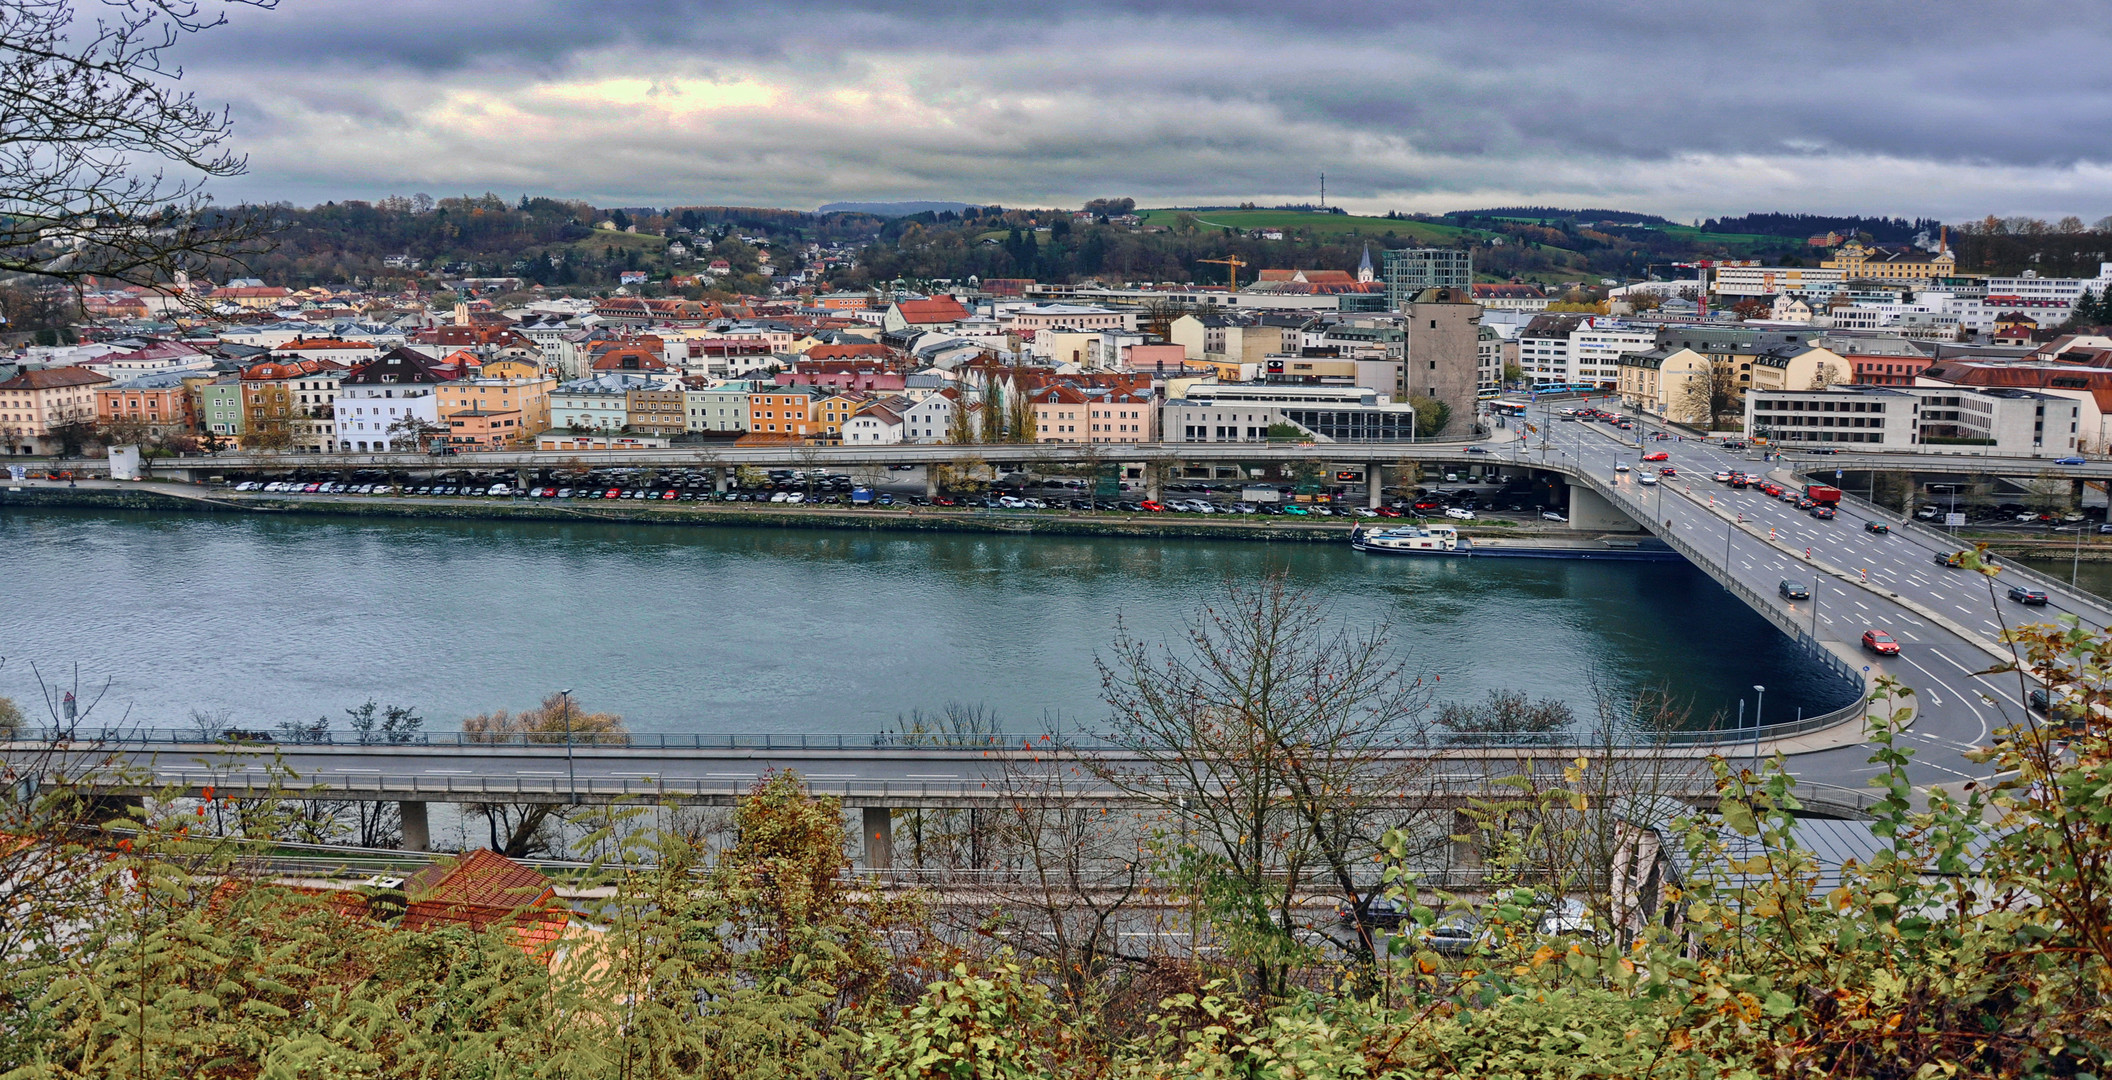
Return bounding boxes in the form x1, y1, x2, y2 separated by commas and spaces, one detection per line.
183, 0, 2112, 218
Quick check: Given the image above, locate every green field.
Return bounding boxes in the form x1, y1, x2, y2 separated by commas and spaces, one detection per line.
1136, 208, 1485, 245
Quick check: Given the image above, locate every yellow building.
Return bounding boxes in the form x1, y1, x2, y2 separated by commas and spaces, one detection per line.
1821, 240, 1956, 285
436, 359, 554, 447
1747, 346, 1850, 393
808, 390, 870, 441
1615, 347, 1714, 425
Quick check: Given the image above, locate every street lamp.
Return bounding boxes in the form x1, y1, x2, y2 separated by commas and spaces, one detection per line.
559, 687, 576, 805
1752, 684, 1766, 769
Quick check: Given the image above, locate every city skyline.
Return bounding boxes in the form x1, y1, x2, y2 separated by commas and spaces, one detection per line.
178, 0, 2112, 220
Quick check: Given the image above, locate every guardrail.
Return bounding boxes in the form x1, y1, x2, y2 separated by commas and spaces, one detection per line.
1569, 463, 1871, 741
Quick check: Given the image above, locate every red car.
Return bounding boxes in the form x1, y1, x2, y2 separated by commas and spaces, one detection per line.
1862, 630, 1900, 656
1139, 500, 1166, 512
1374, 506, 1402, 518
1642, 451, 1669, 462
1658, 467, 1676, 477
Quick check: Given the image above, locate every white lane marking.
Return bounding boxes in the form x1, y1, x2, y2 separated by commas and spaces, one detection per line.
514, 770, 566, 776
1853, 600, 1870, 610
423, 769, 472, 774
905, 773, 960, 779
707, 772, 753, 778
334, 767, 381, 772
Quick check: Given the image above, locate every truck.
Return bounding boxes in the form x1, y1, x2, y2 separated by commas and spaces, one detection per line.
1241, 486, 1282, 504
1804, 484, 1843, 506
851, 487, 876, 506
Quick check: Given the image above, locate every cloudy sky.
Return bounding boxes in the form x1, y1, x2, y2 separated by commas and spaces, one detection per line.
181, 0, 2112, 220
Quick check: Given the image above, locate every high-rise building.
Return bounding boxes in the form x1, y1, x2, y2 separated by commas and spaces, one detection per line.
1382, 248, 1473, 309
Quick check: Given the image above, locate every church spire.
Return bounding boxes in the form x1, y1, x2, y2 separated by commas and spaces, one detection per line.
1357, 244, 1375, 284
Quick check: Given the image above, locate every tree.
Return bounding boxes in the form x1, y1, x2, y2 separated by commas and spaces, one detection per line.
1006, 385, 1036, 443
944, 392, 977, 445
1405, 394, 1450, 437
1676, 360, 1743, 431
0, 694, 20, 737
2024, 469, 2076, 518
1087, 576, 1440, 995
978, 376, 1006, 443
0, 0, 272, 293
387, 414, 447, 451
462, 692, 626, 856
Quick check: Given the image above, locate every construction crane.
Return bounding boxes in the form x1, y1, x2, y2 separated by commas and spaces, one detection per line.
1199, 255, 1248, 291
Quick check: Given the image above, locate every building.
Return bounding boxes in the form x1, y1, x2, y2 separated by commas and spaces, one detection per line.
1000, 303, 1134, 333
625, 384, 686, 435
1030, 384, 1091, 442
1401, 286, 1483, 429
1162, 383, 1422, 443
271, 337, 382, 366
1821, 240, 1957, 286
435, 359, 554, 448
200, 376, 244, 441
0, 366, 113, 454
840, 399, 908, 444
240, 358, 344, 453
1469, 283, 1550, 312
1087, 389, 1155, 443
552, 373, 662, 432
1709, 265, 1846, 299
1744, 385, 2079, 456
684, 381, 754, 433
95, 372, 197, 439
747, 385, 825, 438
1381, 248, 1472, 310
881, 296, 970, 333
1615, 347, 1715, 426
1746, 346, 1852, 393
336, 348, 451, 452
899, 389, 964, 444
1517, 315, 1656, 387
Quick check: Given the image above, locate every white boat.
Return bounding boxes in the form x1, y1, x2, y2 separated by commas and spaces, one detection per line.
1350, 522, 1463, 555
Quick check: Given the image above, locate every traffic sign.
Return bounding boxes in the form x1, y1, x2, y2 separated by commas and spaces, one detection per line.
1945, 513, 1965, 527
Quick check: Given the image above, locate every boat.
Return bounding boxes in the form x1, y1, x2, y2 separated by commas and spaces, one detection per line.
1350, 523, 1684, 561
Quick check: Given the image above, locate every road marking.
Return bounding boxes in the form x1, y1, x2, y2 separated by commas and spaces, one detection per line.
423, 769, 472, 774
515, 770, 566, 776
1853, 600, 1869, 610
905, 773, 960, 779
707, 772, 753, 778
334, 767, 381, 772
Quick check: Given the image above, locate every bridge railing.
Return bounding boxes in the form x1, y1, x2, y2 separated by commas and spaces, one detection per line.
1568, 460, 1873, 742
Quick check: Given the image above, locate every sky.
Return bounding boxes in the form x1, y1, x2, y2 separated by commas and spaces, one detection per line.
179, 0, 2112, 221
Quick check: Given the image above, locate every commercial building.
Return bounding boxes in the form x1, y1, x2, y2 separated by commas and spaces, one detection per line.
435, 359, 554, 448
336, 349, 450, 452
1709, 265, 1846, 299
684, 381, 755, 433
1381, 248, 1472, 310
240, 357, 344, 453
1744, 385, 2079, 456
1518, 315, 1656, 387
95, 371, 197, 439
1162, 383, 1423, 443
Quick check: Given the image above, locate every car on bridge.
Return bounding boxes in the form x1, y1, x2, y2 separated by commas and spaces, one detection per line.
2056, 456, 2088, 465
1865, 522, 1890, 535
1810, 506, 1836, 520
1934, 551, 1966, 568
1614, 462, 1630, 473
2008, 586, 2050, 606
1642, 451, 1669, 462
1713, 471, 1732, 483
1778, 580, 1810, 600
1638, 473, 1658, 486
1861, 630, 1901, 655
1658, 467, 1676, 477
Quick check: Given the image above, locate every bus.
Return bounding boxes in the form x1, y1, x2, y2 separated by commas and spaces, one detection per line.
1490, 401, 1528, 417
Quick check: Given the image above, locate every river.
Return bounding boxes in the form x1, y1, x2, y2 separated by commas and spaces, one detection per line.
2, 507, 1852, 737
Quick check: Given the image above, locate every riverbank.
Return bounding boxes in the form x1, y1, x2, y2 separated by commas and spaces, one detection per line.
2, 483, 1385, 542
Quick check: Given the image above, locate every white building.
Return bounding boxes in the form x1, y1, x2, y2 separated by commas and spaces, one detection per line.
552, 372, 668, 432
1709, 265, 1846, 299
1984, 265, 2112, 308
1162, 383, 1422, 443
1745, 385, 2080, 457
334, 349, 450, 451
841, 399, 909, 444
683, 381, 754, 433
898, 390, 963, 443
1518, 315, 1656, 386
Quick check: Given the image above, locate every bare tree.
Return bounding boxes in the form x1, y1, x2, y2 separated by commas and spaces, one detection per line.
0, 0, 276, 293
1085, 576, 1439, 995
462, 692, 626, 856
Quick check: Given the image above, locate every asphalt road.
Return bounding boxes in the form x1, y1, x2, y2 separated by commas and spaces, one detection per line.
1520, 400, 2110, 796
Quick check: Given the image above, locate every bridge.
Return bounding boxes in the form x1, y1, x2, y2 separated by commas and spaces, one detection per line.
11, 414, 2102, 859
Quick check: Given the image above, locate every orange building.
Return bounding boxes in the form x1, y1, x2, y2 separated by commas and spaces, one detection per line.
747, 386, 824, 437
443, 408, 528, 449
436, 358, 553, 446
1, 366, 112, 454
95, 373, 197, 438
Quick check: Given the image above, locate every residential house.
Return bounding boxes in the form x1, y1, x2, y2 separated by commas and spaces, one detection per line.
271, 336, 382, 366
1030, 384, 1091, 441
840, 398, 908, 444
436, 358, 554, 448
881, 296, 970, 333
0, 366, 113, 454
552, 373, 662, 432
1746, 345, 1852, 393
626, 383, 687, 435
95, 372, 197, 439
336, 348, 451, 452
808, 389, 870, 441
899, 388, 967, 443
747, 385, 826, 438
1615, 347, 1714, 425
240, 357, 344, 452
1087, 389, 1156, 443
200, 376, 245, 441
683, 380, 753, 433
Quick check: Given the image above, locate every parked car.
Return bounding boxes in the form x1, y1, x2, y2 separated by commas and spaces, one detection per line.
1778, 580, 1810, 600
2007, 585, 2050, 606
1541, 511, 1568, 522
1138, 500, 1166, 512
1444, 507, 1475, 520
1336, 897, 1409, 929
1862, 629, 1901, 655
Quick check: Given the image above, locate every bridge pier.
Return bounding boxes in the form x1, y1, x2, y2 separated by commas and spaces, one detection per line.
862, 806, 892, 869
400, 801, 430, 852
923, 468, 938, 500
1566, 483, 1641, 532
1367, 465, 1385, 508
712, 467, 728, 494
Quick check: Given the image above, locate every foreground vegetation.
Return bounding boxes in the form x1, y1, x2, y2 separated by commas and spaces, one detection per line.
3, 577, 2111, 1077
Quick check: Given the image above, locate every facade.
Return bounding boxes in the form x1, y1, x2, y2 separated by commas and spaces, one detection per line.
96, 372, 197, 439
336, 349, 450, 452
201, 376, 245, 440
1001, 303, 1134, 333
443, 409, 527, 450
271, 337, 382, 366
240, 358, 344, 453
1087, 389, 1155, 443
1744, 385, 2080, 456
1031, 384, 1091, 442
840, 399, 907, 444
1401, 286, 1483, 429
1469, 283, 1550, 311
1709, 265, 1846, 299
436, 359, 554, 448
1518, 315, 1655, 387
1746, 346, 1852, 393
625, 385, 687, 434
899, 390, 961, 444
1821, 241, 1956, 285
552, 373, 659, 432
1162, 383, 1421, 443
747, 386, 824, 438
1381, 248, 1472, 310
1615, 348, 1714, 426
684, 381, 754, 433
0, 366, 113, 454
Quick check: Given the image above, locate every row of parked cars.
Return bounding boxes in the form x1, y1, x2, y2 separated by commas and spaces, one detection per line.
234, 480, 516, 497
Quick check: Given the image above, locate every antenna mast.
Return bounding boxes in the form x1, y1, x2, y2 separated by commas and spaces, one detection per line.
1320, 172, 1326, 208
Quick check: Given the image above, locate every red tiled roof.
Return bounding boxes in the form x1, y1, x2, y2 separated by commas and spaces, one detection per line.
0, 367, 112, 390
806, 343, 894, 361
894, 297, 969, 324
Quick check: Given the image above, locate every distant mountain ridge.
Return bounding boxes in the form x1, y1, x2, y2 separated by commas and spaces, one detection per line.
819, 200, 979, 217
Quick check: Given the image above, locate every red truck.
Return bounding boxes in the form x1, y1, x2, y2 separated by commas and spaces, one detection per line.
1805, 484, 1843, 506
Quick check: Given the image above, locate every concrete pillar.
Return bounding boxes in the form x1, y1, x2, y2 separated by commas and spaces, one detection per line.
713, 467, 728, 494
399, 800, 430, 852
1144, 467, 1163, 503
924, 468, 938, 499
862, 806, 893, 869
1367, 464, 1385, 508
1567, 483, 1642, 532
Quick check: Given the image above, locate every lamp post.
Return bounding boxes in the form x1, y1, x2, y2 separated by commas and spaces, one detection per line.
1752, 684, 1766, 769
559, 687, 576, 805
